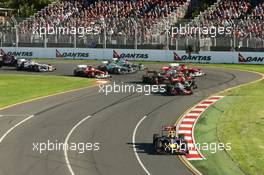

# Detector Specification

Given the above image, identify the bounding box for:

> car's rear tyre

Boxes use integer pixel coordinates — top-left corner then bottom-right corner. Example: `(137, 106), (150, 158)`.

(153, 134), (159, 144)
(154, 139), (163, 155)
(142, 76), (149, 84)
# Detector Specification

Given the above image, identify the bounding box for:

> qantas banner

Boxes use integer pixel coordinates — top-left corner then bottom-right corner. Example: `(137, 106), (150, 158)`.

(0, 47), (264, 64)
(237, 52), (264, 64)
(0, 47), (54, 58)
(55, 48), (112, 59)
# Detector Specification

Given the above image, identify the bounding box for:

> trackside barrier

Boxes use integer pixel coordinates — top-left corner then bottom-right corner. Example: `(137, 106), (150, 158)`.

(1, 47), (264, 64)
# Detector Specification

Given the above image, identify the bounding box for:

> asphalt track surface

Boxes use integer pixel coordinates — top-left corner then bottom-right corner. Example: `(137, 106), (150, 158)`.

(0, 63), (261, 175)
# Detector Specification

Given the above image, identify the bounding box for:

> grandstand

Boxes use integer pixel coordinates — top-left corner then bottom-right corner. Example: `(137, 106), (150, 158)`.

(1, 0), (264, 51)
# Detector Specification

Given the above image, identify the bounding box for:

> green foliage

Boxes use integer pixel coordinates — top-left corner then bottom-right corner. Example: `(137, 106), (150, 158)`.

(0, 0), (57, 17)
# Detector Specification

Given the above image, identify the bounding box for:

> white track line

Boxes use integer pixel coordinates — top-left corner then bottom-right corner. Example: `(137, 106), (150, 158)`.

(132, 115), (151, 175)
(64, 115), (92, 175)
(0, 115), (35, 143)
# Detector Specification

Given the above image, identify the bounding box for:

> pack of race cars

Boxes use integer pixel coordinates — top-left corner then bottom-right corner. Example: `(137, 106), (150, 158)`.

(142, 63), (205, 95)
(0, 53), (205, 96)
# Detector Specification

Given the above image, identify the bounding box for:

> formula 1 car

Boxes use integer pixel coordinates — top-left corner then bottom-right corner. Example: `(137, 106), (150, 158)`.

(142, 70), (168, 85)
(0, 54), (2, 68)
(166, 82), (193, 96)
(98, 60), (136, 74)
(153, 125), (189, 155)
(142, 66), (177, 85)
(0, 54), (18, 67)
(17, 59), (56, 72)
(180, 65), (206, 77)
(117, 59), (145, 71)
(74, 65), (111, 79)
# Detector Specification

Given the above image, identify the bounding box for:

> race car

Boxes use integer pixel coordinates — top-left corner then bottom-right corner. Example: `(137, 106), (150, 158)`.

(16, 59), (56, 72)
(142, 70), (168, 85)
(180, 64), (206, 77)
(98, 60), (136, 74)
(165, 76), (194, 95)
(0, 54), (18, 67)
(153, 125), (189, 155)
(142, 66), (177, 85)
(0, 54), (2, 68)
(166, 82), (193, 96)
(73, 65), (111, 79)
(116, 59), (145, 71)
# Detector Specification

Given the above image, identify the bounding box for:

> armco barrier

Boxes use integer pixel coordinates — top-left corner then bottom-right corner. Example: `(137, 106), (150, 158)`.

(0, 47), (264, 64)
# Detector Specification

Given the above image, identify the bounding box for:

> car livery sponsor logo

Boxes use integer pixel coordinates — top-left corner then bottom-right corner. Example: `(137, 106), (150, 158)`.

(173, 52), (211, 62)
(56, 49), (89, 58)
(238, 53), (264, 63)
(0, 49), (33, 57)
(113, 50), (149, 60)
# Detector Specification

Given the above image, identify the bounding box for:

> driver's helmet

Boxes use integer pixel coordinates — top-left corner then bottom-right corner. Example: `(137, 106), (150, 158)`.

(181, 64), (187, 70)
(87, 66), (94, 71)
(168, 130), (175, 138)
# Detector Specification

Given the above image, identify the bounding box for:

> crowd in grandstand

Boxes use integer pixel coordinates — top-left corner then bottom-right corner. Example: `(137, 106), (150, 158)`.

(15, 0), (264, 46)
(238, 1), (264, 38)
(19, 0), (188, 42)
(189, 0), (264, 39)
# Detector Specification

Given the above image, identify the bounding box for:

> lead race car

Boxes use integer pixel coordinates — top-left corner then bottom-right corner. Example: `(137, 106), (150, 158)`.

(153, 125), (189, 155)
(16, 59), (56, 72)
(98, 58), (145, 74)
(74, 65), (111, 79)
(0, 54), (18, 67)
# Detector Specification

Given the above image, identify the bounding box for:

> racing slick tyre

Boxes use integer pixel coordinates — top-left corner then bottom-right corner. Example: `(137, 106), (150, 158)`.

(142, 76), (149, 84)
(73, 70), (79, 76)
(33, 65), (40, 72)
(90, 71), (95, 78)
(154, 139), (163, 155)
(165, 85), (173, 96)
(178, 134), (185, 139)
(180, 140), (189, 155)
(153, 77), (159, 85)
(113, 68), (120, 74)
(138, 64), (144, 71)
(98, 65), (107, 72)
(153, 134), (159, 144)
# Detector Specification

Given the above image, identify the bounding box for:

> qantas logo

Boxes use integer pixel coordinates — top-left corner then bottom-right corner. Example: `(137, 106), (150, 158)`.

(173, 52), (211, 62)
(238, 53), (264, 63)
(0, 49), (6, 55)
(56, 49), (89, 58)
(0, 49), (32, 57)
(173, 52), (182, 61)
(113, 50), (149, 60)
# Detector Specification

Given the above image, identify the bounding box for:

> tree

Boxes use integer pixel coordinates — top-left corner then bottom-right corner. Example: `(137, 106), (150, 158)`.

(0, 0), (57, 17)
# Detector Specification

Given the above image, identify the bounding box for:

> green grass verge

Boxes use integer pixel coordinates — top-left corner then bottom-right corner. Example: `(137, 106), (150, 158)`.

(191, 65), (264, 175)
(0, 74), (95, 108)
(192, 98), (246, 175)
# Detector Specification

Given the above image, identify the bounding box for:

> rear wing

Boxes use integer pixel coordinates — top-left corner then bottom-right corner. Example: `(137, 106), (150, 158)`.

(162, 125), (176, 131)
